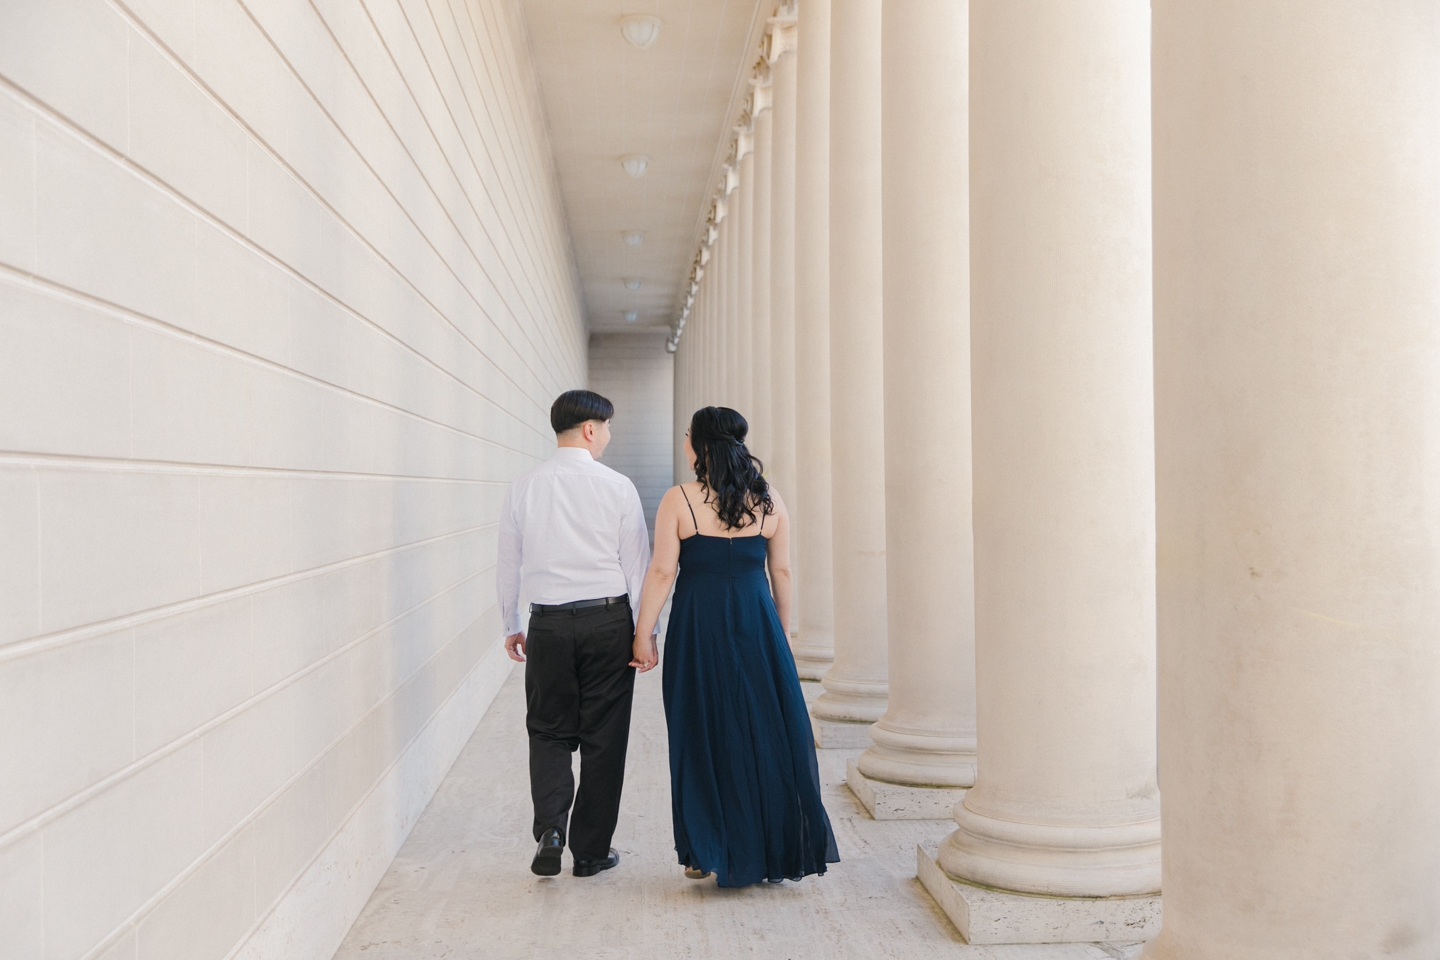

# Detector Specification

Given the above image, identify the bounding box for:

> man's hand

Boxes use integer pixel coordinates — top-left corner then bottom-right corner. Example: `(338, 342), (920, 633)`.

(630, 633), (658, 673)
(505, 632), (526, 662)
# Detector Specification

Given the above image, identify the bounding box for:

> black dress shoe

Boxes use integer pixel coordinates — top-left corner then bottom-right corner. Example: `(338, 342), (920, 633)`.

(531, 828), (564, 876)
(572, 848), (620, 877)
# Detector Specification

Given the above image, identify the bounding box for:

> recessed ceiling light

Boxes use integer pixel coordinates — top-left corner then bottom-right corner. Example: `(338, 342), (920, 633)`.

(624, 278), (642, 290)
(619, 14), (661, 49)
(622, 231), (644, 246)
(620, 155), (649, 178)
(624, 311), (639, 323)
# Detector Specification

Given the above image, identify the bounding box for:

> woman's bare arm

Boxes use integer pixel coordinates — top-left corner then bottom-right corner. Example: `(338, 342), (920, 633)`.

(631, 487), (685, 671)
(765, 487), (794, 635)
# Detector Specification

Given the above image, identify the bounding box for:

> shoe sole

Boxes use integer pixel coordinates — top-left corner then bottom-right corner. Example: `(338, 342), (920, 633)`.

(531, 848), (563, 877)
(572, 860), (618, 878)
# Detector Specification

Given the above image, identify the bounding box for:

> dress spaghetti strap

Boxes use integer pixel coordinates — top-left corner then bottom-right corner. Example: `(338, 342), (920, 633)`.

(679, 485), (700, 536)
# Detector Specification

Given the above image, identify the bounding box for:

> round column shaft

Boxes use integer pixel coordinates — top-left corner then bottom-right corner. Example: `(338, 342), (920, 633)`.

(769, 8), (799, 635)
(725, 167), (741, 409)
(940, 0), (1160, 897)
(735, 124), (756, 418)
(749, 72), (774, 464)
(791, 0), (835, 681)
(858, 0), (975, 789)
(813, 0), (887, 725)
(1147, 4), (1440, 957)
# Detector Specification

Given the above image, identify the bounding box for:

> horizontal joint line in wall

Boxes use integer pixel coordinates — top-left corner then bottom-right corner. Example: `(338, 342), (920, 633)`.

(108, 0), (568, 416)
(64, 606), (504, 960)
(0, 265), (545, 463)
(0, 570), (497, 855)
(0, 75), (555, 445)
(0, 451), (507, 484)
(0, 523), (498, 665)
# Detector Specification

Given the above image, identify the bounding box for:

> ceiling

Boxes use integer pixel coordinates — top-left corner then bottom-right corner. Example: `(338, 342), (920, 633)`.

(520, 0), (768, 333)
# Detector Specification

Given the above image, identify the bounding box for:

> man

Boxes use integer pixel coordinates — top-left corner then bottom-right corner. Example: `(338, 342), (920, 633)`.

(497, 389), (652, 878)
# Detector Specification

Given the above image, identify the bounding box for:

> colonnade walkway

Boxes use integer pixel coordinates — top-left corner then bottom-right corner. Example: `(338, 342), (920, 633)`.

(331, 662), (1136, 960)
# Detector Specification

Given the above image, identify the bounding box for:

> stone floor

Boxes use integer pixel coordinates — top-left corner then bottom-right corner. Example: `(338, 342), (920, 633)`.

(333, 662), (1139, 960)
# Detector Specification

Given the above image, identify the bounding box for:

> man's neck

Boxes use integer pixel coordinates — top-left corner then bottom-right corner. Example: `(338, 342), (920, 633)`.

(556, 440), (596, 458)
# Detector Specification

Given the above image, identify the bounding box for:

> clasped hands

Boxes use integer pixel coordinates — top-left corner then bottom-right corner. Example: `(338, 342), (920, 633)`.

(630, 632), (659, 672)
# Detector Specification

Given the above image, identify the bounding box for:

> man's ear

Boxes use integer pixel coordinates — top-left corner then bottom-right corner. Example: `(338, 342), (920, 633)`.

(582, 420), (597, 443)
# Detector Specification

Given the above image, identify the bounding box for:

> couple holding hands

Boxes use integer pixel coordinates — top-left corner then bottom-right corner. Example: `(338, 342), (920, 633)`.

(497, 390), (839, 887)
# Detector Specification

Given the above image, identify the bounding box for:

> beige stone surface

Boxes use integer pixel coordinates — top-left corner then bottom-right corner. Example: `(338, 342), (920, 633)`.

(332, 666), (1128, 960)
(918, 845), (1155, 948)
(847, 760), (962, 821)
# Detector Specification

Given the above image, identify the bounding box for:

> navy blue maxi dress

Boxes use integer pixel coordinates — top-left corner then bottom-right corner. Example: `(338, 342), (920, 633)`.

(661, 500), (840, 887)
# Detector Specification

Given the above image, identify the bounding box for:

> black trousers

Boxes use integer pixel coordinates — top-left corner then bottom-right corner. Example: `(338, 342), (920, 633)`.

(524, 601), (636, 860)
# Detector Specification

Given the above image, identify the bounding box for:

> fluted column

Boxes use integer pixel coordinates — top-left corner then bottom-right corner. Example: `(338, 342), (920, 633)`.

(931, 0), (1160, 925)
(749, 69), (774, 464)
(1146, 5), (1440, 959)
(810, 0), (887, 740)
(791, 0), (834, 682)
(850, 0), (976, 817)
(735, 122), (756, 418)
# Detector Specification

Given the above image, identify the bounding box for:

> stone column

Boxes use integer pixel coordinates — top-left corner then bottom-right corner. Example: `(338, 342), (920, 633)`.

(791, 0), (835, 683)
(768, 6), (799, 636)
(724, 163), (741, 409)
(848, 0), (976, 822)
(749, 69), (773, 464)
(700, 237), (714, 403)
(810, 0), (887, 747)
(919, 0), (1161, 945)
(735, 122), (756, 419)
(714, 195), (729, 407)
(1144, 5), (1440, 959)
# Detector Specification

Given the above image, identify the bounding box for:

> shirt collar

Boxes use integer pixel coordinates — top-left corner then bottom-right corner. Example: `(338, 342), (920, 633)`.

(552, 446), (595, 462)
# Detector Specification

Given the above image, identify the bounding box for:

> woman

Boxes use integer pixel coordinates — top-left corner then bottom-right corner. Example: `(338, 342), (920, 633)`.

(630, 406), (839, 887)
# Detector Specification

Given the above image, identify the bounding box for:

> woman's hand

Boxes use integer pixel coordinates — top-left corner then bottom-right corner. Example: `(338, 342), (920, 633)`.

(630, 633), (659, 672)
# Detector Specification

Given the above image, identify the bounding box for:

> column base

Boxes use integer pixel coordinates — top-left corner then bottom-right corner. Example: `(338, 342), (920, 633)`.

(846, 759), (961, 819)
(793, 656), (832, 681)
(808, 704), (874, 749)
(917, 843), (1160, 946)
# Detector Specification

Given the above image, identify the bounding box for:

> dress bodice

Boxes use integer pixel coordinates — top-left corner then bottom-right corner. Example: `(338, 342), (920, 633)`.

(676, 533), (768, 581)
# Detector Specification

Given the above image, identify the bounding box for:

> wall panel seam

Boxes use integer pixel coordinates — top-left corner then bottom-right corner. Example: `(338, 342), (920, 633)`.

(308, 0), (571, 393)
(0, 567), (497, 854)
(101, 5), (562, 425)
(225, 0), (569, 401)
(0, 77), (555, 446)
(0, 524), (496, 664)
(423, 0), (582, 353)
(67, 614), (503, 960)
(0, 266), (548, 459)
(0, 452), (509, 483)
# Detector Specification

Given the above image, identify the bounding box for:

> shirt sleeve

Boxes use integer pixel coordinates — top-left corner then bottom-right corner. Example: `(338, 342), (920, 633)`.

(618, 481), (652, 628)
(496, 481), (523, 636)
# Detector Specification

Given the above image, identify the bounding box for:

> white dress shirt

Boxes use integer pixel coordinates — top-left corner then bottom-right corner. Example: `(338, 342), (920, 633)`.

(497, 446), (652, 635)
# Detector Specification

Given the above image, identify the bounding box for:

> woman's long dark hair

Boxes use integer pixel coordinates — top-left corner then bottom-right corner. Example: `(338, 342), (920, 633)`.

(690, 406), (773, 530)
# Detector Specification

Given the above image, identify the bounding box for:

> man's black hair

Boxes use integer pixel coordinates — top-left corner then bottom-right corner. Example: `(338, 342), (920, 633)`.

(550, 389), (615, 434)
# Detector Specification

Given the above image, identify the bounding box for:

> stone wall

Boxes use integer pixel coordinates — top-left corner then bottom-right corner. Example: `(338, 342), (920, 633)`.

(0, 1), (585, 958)
(587, 332), (675, 535)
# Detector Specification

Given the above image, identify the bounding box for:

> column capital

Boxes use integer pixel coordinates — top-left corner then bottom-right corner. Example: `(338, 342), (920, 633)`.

(766, 4), (798, 63)
(700, 244), (711, 265)
(715, 195), (728, 223)
(750, 66), (773, 114)
(725, 164), (740, 194)
(735, 125), (754, 160)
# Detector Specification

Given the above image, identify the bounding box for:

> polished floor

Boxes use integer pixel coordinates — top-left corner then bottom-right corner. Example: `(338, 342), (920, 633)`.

(333, 660), (1140, 960)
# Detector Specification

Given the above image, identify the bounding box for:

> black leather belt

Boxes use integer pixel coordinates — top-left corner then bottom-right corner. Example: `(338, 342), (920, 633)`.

(530, 595), (630, 616)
